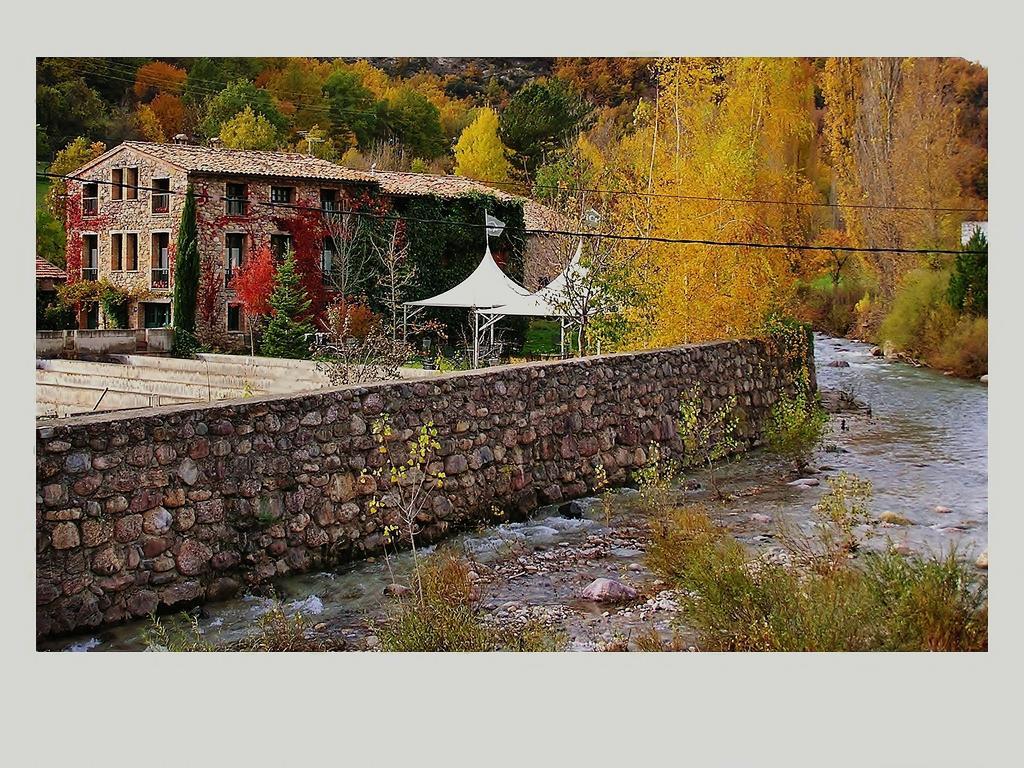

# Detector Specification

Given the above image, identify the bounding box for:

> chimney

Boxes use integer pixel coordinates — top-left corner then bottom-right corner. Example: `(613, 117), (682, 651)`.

(208, 137), (223, 148)
(172, 134), (190, 145)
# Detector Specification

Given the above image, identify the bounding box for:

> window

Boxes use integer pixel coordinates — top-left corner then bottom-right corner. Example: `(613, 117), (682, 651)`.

(151, 178), (170, 213)
(225, 233), (245, 285)
(82, 235), (98, 280)
(227, 304), (243, 332)
(125, 167), (139, 200)
(320, 189), (338, 212)
(125, 233), (138, 271)
(270, 233), (292, 261)
(270, 186), (294, 205)
(83, 183), (98, 216)
(225, 182), (247, 215)
(111, 168), (123, 201)
(111, 233), (123, 271)
(151, 233), (170, 289)
(321, 237), (336, 285)
(142, 302), (171, 329)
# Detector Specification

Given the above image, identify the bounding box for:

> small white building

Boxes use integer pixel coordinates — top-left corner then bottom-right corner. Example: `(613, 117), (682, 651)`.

(961, 221), (988, 245)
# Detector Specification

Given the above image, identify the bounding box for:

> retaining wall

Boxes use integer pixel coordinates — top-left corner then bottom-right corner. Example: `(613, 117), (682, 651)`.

(36, 337), (811, 637)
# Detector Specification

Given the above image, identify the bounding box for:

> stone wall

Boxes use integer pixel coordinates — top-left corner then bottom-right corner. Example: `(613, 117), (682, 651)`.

(36, 338), (811, 637)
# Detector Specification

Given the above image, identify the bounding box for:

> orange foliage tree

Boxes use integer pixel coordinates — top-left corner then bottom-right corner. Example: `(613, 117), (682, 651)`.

(229, 247), (276, 354)
(133, 61), (187, 101)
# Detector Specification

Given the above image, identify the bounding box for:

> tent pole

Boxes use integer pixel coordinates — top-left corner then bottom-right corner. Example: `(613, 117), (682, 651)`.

(560, 318), (565, 357)
(402, 304), (408, 341)
(473, 310), (479, 369)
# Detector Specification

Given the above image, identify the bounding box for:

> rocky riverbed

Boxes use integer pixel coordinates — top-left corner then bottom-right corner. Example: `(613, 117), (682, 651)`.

(43, 334), (988, 652)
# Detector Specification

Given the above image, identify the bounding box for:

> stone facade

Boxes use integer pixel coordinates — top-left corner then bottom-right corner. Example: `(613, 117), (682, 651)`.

(35, 338), (812, 637)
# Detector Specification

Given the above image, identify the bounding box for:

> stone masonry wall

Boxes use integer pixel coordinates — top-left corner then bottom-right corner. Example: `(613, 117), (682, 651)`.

(36, 338), (812, 637)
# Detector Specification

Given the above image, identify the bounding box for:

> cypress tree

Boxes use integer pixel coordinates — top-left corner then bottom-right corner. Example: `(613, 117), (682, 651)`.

(260, 250), (314, 359)
(172, 185), (200, 354)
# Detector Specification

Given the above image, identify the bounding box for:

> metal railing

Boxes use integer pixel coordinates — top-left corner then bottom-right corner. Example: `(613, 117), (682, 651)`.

(151, 268), (170, 289)
(83, 198), (98, 216)
(151, 194), (169, 214)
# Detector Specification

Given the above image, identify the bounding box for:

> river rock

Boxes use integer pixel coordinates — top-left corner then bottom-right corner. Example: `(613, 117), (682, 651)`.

(788, 477), (820, 488)
(870, 346), (883, 357)
(934, 505), (953, 514)
(979, 375), (988, 384)
(581, 577), (637, 603)
(880, 511), (913, 526)
(827, 360), (851, 368)
(750, 513), (772, 525)
(558, 499), (588, 519)
(975, 551), (988, 569)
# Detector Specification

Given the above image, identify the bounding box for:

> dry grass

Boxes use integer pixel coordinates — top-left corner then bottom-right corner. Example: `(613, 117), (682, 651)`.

(644, 492), (987, 652)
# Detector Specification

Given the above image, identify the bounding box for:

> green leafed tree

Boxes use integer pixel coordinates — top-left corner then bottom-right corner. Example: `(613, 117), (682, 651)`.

(948, 228), (988, 317)
(172, 185), (200, 354)
(201, 79), (287, 139)
(453, 107), (511, 183)
(219, 106), (279, 150)
(323, 69), (383, 149)
(385, 86), (447, 159)
(498, 77), (594, 175)
(260, 250), (315, 359)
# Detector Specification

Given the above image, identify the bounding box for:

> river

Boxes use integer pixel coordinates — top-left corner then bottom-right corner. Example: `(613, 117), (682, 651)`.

(43, 334), (988, 652)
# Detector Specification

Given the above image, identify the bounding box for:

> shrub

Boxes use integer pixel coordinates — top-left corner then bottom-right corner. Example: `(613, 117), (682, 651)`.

(931, 315), (988, 378)
(644, 478), (987, 651)
(375, 550), (495, 652)
(677, 387), (740, 498)
(879, 268), (954, 357)
(763, 389), (830, 472)
(143, 604), (343, 652)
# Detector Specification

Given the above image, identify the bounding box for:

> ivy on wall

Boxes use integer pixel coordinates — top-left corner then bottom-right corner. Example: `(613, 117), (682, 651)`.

(396, 193), (528, 348)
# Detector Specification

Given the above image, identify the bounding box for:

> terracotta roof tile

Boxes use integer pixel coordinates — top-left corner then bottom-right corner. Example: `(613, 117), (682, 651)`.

(122, 141), (377, 183)
(36, 257), (67, 280)
(369, 171), (520, 202)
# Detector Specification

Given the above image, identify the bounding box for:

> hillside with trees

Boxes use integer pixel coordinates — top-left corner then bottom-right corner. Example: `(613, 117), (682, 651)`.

(36, 56), (987, 375)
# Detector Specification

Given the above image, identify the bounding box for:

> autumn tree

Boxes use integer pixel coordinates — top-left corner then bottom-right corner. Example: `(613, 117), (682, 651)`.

(136, 105), (165, 142)
(46, 137), (107, 221)
(261, 250), (314, 359)
(172, 186), (200, 355)
(149, 93), (186, 138)
(133, 61), (187, 101)
(453, 108), (511, 184)
(219, 106), (279, 150)
(607, 58), (822, 348)
(230, 246), (277, 354)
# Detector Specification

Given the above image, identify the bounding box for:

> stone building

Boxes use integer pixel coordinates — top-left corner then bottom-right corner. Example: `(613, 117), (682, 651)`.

(63, 141), (567, 344)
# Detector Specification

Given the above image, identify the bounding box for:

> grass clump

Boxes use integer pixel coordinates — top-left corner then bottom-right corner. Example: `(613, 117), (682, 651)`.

(644, 475), (987, 652)
(144, 603), (343, 652)
(375, 549), (564, 652)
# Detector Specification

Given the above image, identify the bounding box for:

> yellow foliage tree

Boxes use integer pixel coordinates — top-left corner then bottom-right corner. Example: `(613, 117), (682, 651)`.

(453, 108), (512, 184)
(219, 106), (279, 151)
(136, 105), (165, 143)
(606, 58), (823, 348)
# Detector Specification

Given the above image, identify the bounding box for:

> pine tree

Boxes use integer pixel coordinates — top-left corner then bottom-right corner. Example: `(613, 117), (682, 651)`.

(948, 229), (988, 316)
(172, 185), (200, 355)
(260, 250), (314, 359)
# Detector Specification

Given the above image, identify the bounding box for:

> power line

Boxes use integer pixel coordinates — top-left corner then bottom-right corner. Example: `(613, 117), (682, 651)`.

(473, 177), (988, 214)
(39, 171), (985, 256)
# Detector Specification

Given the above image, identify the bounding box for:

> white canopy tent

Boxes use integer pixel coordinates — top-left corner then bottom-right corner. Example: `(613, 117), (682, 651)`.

(476, 241), (587, 357)
(402, 243), (532, 367)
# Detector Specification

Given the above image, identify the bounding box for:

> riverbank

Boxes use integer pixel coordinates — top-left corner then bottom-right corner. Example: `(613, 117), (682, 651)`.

(42, 334), (987, 652)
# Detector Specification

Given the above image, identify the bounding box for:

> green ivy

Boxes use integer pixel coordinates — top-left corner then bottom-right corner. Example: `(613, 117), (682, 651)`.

(397, 193), (528, 349)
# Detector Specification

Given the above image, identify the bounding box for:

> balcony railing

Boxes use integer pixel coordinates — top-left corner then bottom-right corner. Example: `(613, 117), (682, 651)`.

(152, 194), (169, 214)
(225, 269), (235, 288)
(81, 267), (98, 281)
(83, 198), (98, 216)
(151, 268), (170, 290)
